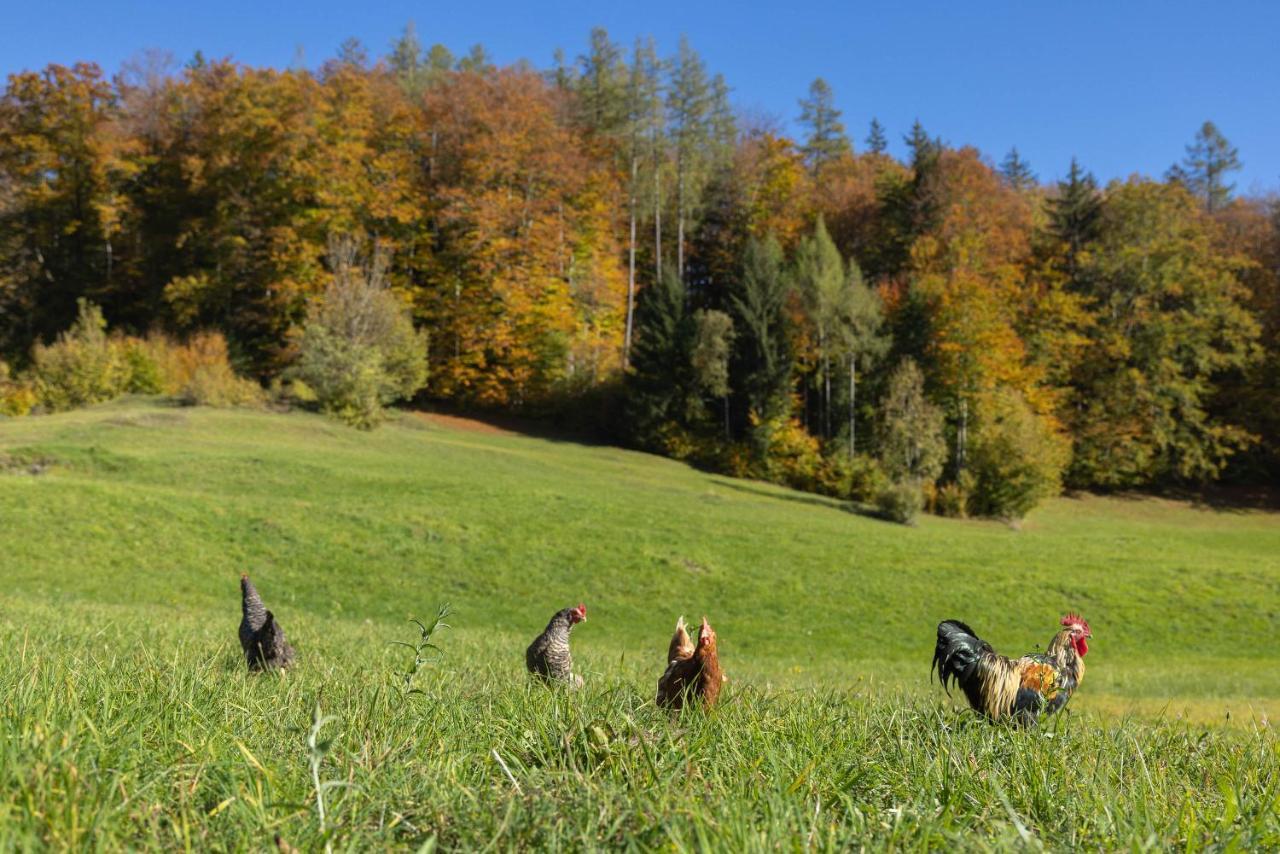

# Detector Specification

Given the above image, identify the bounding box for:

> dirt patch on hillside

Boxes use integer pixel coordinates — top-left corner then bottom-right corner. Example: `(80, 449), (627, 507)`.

(410, 412), (518, 437)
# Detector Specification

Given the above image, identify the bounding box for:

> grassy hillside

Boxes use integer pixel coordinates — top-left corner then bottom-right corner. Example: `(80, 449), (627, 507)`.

(1, 400), (1277, 849)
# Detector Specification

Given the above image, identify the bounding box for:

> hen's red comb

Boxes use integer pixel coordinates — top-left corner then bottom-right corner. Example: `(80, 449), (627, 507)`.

(576, 603), (587, 616)
(1061, 612), (1090, 632)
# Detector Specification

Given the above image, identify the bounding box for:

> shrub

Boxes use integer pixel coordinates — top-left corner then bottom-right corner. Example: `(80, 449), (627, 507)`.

(30, 300), (130, 411)
(120, 339), (164, 394)
(845, 454), (890, 503)
(967, 388), (1070, 520)
(292, 236), (428, 429)
(876, 480), (924, 525)
(933, 481), (970, 518)
(759, 416), (825, 493)
(133, 332), (263, 407)
(0, 362), (37, 417)
(878, 358), (947, 485)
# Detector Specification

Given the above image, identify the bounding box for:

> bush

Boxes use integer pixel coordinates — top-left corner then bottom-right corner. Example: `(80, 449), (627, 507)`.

(30, 300), (130, 411)
(932, 471), (973, 518)
(845, 454), (890, 503)
(967, 388), (1070, 520)
(876, 480), (924, 525)
(292, 236), (428, 429)
(0, 362), (37, 417)
(120, 340), (164, 394)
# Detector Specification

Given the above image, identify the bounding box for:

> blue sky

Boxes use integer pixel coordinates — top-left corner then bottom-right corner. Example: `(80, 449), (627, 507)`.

(4, 1), (1278, 191)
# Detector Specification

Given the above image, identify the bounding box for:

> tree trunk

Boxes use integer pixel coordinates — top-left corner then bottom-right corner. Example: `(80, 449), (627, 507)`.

(624, 155), (638, 368)
(654, 165), (662, 280)
(676, 162), (685, 283)
(848, 356), (856, 459)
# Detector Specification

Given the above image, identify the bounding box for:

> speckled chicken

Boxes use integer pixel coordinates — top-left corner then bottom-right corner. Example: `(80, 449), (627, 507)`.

(656, 616), (723, 710)
(525, 604), (587, 686)
(239, 574), (295, 671)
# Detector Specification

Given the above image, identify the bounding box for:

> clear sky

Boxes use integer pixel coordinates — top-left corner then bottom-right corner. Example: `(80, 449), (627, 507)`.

(3, 1), (1277, 192)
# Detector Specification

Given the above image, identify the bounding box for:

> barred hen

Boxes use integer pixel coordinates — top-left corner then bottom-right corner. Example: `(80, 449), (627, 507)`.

(239, 574), (295, 671)
(656, 616), (722, 710)
(932, 613), (1091, 722)
(525, 603), (586, 687)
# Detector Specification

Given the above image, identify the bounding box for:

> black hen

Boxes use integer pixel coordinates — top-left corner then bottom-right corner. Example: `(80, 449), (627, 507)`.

(239, 574), (296, 671)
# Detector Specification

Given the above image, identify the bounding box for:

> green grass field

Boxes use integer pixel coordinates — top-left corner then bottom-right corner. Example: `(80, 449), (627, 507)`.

(1, 400), (1277, 849)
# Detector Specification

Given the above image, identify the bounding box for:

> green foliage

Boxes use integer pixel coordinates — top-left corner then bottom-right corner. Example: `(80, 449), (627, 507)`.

(690, 309), (734, 399)
(798, 78), (851, 170)
(626, 267), (695, 443)
(1166, 120), (1242, 213)
(1069, 180), (1260, 486)
(999, 146), (1036, 190)
(30, 300), (130, 411)
(967, 388), (1070, 519)
(729, 234), (793, 444)
(878, 358), (946, 484)
(876, 480), (924, 525)
(293, 237), (428, 429)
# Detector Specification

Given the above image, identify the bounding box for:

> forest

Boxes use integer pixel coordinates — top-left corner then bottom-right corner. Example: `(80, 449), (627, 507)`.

(1, 26), (1276, 520)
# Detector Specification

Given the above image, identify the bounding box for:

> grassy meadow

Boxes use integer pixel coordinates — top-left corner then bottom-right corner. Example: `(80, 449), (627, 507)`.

(1, 399), (1277, 849)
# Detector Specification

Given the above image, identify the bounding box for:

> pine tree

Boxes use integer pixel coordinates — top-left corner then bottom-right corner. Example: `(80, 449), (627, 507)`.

(999, 146), (1036, 191)
(1048, 158), (1101, 279)
(388, 23), (425, 95)
(622, 38), (662, 367)
(626, 266), (694, 440)
(1166, 120), (1242, 213)
(575, 28), (626, 137)
(729, 234), (793, 438)
(798, 78), (851, 172)
(865, 118), (888, 155)
(666, 37), (712, 284)
(904, 119), (939, 169)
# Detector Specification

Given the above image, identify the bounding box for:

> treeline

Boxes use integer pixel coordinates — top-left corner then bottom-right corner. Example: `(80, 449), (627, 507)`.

(1, 28), (1276, 517)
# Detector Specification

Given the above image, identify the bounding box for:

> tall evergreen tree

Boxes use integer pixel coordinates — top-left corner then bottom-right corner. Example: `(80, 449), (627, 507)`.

(626, 265), (694, 440)
(666, 37), (712, 283)
(729, 234), (793, 439)
(797, 78), (851, 172)
(388, 23), (425, 96)
(865, 118), (888, 155)
(1166, 120), (1241, 213)
(1048, 158), (1102, 280)
(999, 146), (1036, 191)
(622, 38), (663, 367)
(575, 28), (626, 138)
(904, 119), (939, 168)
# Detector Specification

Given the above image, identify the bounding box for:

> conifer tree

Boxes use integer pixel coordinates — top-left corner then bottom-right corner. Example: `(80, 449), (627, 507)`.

(1166, 120), (1241, 213)
(1048, 158), (1102, 279)
(798, 78), (851, 172)
(999, 146), (1036, 191)
(666, 37), (712, 283)
(865, 118), (888, 155)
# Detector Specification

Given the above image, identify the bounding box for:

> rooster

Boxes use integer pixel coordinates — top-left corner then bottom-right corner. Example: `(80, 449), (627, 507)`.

(239, 574), (296, 671)
(526, 603), (587, 687)
(932, 613), (1091, 722)
(656, 616), (723, 710)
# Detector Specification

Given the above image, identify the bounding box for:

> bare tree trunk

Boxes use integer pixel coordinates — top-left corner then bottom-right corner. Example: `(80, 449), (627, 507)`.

(823, 348), (831, 440)
(654, 167), (662, 280)
(624, 156), (638, 368)
(676, 154), (685, 282)
(848, 355), (856, 459)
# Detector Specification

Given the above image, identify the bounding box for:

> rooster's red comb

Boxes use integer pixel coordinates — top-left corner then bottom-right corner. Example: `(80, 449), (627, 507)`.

(1061, 612), (1090, 632)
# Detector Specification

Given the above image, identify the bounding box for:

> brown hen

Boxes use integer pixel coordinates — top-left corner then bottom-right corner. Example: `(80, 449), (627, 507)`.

(656, 616), (722, 710)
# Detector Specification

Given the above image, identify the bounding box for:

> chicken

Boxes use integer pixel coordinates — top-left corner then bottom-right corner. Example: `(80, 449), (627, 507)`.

(239, 574), (296, 671)
(525, 603), (587, 686)
(656, 616), (723, 710)
(932, 613), (1091, 722)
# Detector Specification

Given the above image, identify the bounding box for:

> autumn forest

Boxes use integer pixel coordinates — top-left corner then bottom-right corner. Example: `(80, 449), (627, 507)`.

(2, 27), (1277, 519)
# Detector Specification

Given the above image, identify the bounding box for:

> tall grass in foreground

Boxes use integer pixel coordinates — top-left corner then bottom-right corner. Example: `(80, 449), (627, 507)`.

(0, 614), (1274, 851)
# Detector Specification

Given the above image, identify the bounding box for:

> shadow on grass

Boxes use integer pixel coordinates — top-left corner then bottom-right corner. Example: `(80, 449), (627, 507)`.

(1062, 484), (1280, 514)
(708, 477), (893, 524)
